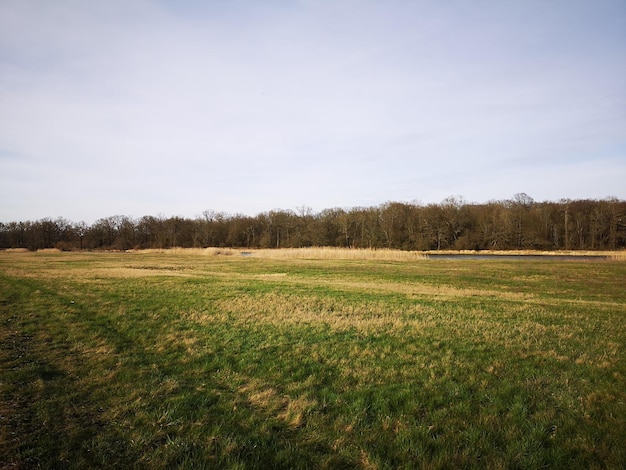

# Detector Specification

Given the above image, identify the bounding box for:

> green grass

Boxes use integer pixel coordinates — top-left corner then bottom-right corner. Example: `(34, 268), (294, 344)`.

(1, 252), (625, 469)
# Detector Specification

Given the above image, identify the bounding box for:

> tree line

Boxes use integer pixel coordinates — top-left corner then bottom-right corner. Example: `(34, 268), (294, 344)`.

(1, 194), (625, 252)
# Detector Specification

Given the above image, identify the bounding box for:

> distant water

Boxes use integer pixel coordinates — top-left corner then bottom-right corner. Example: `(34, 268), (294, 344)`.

(425, 254), (609, 261)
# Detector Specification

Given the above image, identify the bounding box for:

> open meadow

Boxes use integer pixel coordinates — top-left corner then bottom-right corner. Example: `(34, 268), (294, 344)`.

(1, 249), (625, 468)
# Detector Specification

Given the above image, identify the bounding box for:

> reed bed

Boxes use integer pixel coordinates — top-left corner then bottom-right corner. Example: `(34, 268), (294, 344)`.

(126, 246), (624, 260)
(130, 246), (428, 260)
(608, 251), (626, 261)
(246, 246), (428, 261)
(2, 247), (29, 253)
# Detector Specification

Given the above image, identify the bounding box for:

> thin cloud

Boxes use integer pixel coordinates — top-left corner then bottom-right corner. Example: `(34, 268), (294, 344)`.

(1, 0), (624, 222)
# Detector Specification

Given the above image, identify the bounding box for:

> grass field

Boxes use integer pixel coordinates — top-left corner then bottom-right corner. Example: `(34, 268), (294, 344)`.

(1, 249), (625, 469)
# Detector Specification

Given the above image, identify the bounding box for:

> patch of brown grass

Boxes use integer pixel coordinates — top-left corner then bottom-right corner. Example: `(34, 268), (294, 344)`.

(237, 378), (316, 430)
(131, 247), (238, 256)
(208, 292), (436, 333)
(36, 248), (62, 253)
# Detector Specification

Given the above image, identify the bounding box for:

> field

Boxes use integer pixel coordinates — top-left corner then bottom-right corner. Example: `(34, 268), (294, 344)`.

(1, 249), (625, 469)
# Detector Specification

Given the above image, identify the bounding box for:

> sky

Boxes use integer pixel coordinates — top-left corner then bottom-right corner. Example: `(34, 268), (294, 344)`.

(1, 0), (625, 223)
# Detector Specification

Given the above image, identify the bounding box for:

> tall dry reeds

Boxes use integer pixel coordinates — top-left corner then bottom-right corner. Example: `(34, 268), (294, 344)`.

(129, 246), (426, 260)
(126, 247), (625, 261)
(608, 251), (626, 261)
(245, 247), (427, 261)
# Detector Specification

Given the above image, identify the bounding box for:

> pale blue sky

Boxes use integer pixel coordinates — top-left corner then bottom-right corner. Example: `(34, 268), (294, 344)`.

(1, 0), (625, 222)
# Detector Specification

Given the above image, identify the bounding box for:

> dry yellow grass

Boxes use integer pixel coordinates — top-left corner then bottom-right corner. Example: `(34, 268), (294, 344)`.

(202, 292), (437, 333)
(126, 246), (427, 260)
(608, 251), (626, 261)
(36, 248), (62, 253)
(127, 246), (625, 260)
(231, 374), (317, 430)
(246, 247), (428, 261)
(129, 247), (239, 256)
(189, 291), (548, 343)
